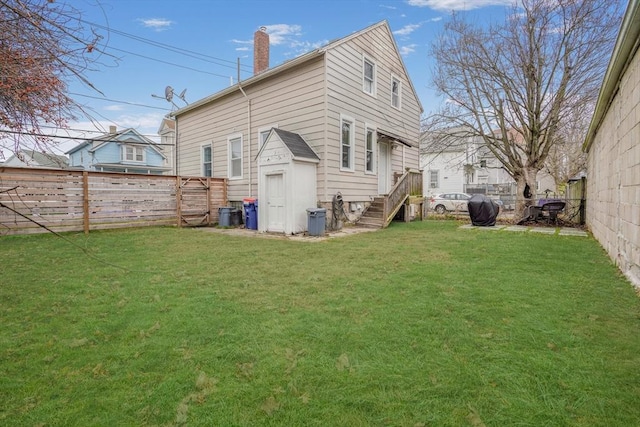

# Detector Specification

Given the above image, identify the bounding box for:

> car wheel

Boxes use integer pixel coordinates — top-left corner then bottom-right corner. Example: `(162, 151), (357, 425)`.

(435, 204), (446, 214)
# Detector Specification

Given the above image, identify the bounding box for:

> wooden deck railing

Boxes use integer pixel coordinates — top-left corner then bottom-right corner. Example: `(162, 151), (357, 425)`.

(383, 169), (423, 227)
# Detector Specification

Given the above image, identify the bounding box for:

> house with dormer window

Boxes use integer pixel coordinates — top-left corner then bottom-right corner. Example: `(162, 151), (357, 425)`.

(172, 21), (424, 233)
(66, 126), (172, 175)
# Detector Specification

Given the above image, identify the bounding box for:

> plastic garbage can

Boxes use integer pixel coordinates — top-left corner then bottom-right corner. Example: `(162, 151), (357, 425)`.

(230, 209), (242, 226)
(218, 206), (234, 227)
(307, 208), (326, 236)
(243, 198), (258, 230)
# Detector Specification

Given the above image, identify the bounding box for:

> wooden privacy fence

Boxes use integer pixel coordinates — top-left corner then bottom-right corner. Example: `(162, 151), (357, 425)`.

(0, 167), (227, 236)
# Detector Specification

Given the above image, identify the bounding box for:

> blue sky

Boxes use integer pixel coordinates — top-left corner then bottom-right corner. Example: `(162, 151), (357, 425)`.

(56, 0), (517, 153)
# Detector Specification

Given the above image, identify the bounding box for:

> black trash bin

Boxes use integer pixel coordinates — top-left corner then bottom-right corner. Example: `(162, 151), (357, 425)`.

(218, 206), (234, 227)
(307, 208), (326, 236)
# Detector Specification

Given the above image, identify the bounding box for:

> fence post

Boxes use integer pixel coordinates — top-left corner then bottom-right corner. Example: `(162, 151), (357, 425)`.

(83, 171), (89, 234)
(207, 177), (212, 226)
(176, 176), (182, 228)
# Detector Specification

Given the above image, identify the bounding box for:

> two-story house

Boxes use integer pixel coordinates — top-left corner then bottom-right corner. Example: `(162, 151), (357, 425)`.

(66, 126), (172, 175)
(172, 21), (423, 234)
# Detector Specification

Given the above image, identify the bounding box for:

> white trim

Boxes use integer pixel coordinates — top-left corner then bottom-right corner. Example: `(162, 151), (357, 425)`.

(258, 124), (278, 149)
(391, 73), (402, 110)
(227, 133), (243, 180)
(121, 144), (145, 163)
(362, 54), (376, 97)
(364, 123), (376, 175)
(201, 144), (212, 177)
(340, 114), (355, 172)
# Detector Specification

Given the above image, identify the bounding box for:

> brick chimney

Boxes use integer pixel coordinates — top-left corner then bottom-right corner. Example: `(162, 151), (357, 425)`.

(254, 26), (269, 75)
(109, 125), (117, 134)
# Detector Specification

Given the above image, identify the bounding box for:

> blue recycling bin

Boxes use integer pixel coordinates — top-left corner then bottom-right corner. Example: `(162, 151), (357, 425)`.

(243, 198), (258, 230)
(218, 206), (234, 227)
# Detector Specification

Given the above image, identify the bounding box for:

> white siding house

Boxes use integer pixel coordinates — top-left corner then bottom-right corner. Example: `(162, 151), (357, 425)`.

(172, 21), (423, 233)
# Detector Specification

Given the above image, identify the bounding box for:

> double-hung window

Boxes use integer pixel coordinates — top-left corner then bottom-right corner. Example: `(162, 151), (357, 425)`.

(363, 55), (376, 96)
(202, 145), (212, 177)
(340, 114), (355, 171)
(258, 124), (278, 149)
(228, 135), (243, 179)
(391, 75), (402, 109)
(429, 170), (439, 189)
(365, 126), (375, 174)
(123, 145), (144, 163)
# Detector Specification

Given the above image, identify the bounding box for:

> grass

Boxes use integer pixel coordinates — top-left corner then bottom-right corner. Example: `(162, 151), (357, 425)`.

(1, 220), (639, 426)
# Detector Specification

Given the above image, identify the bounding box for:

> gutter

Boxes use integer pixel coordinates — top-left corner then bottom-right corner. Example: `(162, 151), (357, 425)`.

(583, 0), (640, 152)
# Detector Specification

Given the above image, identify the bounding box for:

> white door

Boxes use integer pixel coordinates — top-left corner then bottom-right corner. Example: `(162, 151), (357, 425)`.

(266, 173), (285, 232)
(378, 142), (391, 194)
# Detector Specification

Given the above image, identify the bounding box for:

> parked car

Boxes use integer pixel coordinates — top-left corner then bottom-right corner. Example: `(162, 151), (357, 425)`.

(429, 193), (471, 214)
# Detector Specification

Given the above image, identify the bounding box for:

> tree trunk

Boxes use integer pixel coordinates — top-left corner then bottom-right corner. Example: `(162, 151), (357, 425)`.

(515, 167), (539, 217)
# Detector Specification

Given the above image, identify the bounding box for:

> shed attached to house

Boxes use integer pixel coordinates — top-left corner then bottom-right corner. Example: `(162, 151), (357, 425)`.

(256, 128), (320, 234)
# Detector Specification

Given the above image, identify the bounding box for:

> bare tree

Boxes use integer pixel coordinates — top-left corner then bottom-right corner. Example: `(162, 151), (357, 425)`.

(0, 0), (111, 159)
(428, 0), (622, 213)
(543, 102), (591, 193)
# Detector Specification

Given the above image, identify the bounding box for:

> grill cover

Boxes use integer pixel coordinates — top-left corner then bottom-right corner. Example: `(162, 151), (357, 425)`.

(468, 194), (500, 226)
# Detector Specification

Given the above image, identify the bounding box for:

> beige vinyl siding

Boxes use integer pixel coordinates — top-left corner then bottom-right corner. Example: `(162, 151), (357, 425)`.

(324, 23), (421, 201)
(177, 57), (326, 202)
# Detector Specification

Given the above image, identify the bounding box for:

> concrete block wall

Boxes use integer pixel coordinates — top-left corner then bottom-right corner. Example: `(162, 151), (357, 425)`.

(586, 44), (640, 288)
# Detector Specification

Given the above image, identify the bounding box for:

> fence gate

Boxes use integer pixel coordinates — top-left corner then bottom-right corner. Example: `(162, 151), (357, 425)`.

(177, 177), (213, 227)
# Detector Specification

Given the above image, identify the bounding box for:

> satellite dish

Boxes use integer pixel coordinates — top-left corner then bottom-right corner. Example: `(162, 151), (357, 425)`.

(165, 86), (174, 102)
(177, 88), (187, 102)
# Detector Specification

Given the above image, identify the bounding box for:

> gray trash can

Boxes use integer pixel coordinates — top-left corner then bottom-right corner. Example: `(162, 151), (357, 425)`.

(218, 206), (234, 227)
(307, 208), (326, 236)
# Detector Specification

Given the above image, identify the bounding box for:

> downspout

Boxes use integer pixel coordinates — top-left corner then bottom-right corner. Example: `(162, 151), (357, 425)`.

(238, 58), (252, 197)
(174, 118), (179, 176)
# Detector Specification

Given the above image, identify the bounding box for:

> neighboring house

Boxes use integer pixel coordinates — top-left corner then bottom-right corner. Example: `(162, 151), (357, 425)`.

(4, 149), (68, 169)
(171, 21), (423, 233)
(66, 126), (172, 175)
(157, 117), (176, 175)
(421, 127), (554, 201)
(583, 0), (640, 288)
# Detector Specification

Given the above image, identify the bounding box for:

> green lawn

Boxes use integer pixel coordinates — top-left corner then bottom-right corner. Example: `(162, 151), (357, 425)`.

(1, 221), (639, 426)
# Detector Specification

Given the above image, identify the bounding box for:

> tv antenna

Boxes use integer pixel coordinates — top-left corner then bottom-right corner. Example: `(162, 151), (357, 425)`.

(152, 85), (188, 110)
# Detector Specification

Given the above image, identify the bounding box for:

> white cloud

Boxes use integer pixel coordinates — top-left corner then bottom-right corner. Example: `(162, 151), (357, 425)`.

(263, 24), (303, 46)
(399, 44), (418, 56)
(407, 0), (515, 11)
(104, 105), (124, 111)
(235, 47), (250, 52)
(393, 23), (422, 36)
(138, 18), (173, 31)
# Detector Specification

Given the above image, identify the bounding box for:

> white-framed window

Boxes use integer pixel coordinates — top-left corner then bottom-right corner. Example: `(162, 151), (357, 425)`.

(122, 145), (145, 163)
(429, 170), (439, 188)
(228, 134), (243, 179)
(391, 74), (402, 110)
(258, 124), (278, 149)
(340, 114), (355, 171)
(202, 145), (212, 177)
(365, 125), (375, 174)
(363, 55), (376, 96)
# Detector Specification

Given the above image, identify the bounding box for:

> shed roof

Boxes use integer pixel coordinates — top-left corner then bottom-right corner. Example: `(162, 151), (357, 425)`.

(270, 128), (319, 161)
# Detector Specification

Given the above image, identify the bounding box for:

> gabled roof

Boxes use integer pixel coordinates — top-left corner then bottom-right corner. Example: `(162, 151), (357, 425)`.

(257, 128), (320, 162)
(172, 20), (423, 117)
(66, 128), (165, 158)
(5, 149), (69, 168)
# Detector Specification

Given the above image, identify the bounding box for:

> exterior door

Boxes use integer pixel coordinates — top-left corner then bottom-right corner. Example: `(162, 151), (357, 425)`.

(266, 173), (285, 232)
(378, 142), (391, 194)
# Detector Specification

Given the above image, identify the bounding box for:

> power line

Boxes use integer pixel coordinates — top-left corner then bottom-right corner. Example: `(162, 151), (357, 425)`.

(61, 12), (253, 74)
(0, 129), (172, 146)
(69, 92), (171, 111)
